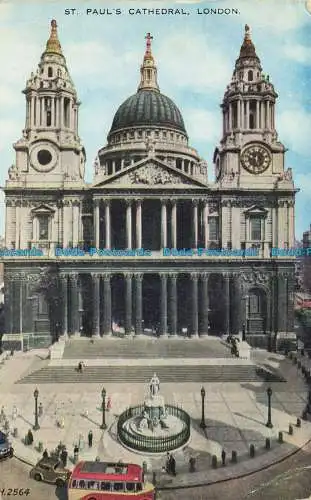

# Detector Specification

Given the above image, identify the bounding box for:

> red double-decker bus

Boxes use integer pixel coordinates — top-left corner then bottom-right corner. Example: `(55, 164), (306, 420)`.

(67, 460), (155, 500)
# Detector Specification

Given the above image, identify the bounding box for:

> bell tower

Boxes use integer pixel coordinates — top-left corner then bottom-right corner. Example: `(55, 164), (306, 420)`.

(8, 19), (85, 187)
(214, 25), (287, 189)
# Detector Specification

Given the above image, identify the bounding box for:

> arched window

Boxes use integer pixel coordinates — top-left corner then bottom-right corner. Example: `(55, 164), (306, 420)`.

(48, 67), (53, 77)
(248, 70), (253, 81)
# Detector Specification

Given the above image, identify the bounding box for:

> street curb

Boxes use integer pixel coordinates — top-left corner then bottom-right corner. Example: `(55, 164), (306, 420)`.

(14, 438), (311, 492)
(156, 438), (311, 491)
(14, 453), (35, 469)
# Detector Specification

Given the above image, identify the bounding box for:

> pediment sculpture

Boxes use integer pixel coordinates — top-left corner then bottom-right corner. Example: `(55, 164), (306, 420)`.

(110, 164), (191, 185)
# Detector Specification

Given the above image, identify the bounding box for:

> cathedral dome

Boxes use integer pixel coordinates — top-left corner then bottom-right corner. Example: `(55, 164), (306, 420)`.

(109, 89), (186, 135)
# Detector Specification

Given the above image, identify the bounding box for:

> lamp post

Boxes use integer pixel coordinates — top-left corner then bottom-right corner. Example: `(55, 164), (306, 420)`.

(100, 387), (107, 430)
(33, 388), (40, 430)
(266, 387), (273, 428)
(200, 386), (207, 429)
(245, 295), (249, 334)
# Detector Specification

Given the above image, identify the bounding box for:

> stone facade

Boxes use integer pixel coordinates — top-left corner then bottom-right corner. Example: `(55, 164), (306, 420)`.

(2, 23), (297, 350)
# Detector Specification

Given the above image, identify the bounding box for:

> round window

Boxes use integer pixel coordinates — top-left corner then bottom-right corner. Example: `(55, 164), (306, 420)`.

(37, 149), (52, 166)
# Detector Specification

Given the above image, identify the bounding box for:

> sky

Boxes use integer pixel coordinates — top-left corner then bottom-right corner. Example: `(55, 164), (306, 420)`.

(0, 0), (310, 239)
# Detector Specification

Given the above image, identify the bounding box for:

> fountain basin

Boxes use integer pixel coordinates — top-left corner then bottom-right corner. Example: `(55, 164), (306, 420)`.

(117, 404), (191, 454)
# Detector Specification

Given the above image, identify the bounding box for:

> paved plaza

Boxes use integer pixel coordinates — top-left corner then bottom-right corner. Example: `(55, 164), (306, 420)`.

(0, 338), (311, 496)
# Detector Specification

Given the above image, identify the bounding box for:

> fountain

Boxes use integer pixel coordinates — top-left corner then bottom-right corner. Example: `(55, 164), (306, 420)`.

(117, 374), (191, 453)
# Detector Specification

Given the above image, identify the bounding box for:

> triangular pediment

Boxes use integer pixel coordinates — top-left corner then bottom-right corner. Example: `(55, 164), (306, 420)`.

(92, 157), (207, 188)
(244, 205), (268, 216)
(31, 204), (55, 215)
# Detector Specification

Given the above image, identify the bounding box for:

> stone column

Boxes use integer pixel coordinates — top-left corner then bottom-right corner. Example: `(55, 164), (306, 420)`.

(191, 273), (199, 337)
(94, 200), (100, 248)
(136, 199), (142, 249)
(229, 103), (233, 131)
(246, 100), (250, 129)
(261, 101), (265, 129)
(192, 200), (198, 248)
(60, 274), (68, 336)
(277, 201), (285, 248)
(232, 273), (242, 335)
(266, 101), (270, 129)
(171, 200), (177, 248)
(105, 201), (111, 249)
(200, 273), (209, 335)
(240, 101), (244, 129)
(51, 97), (55, 127)
(237, 100), (241, 129)
(125, 273), (133, 335)
(4, 277), (13, 334)
(203, 202), (209, 248)
(160, 273), (168, 336)
(288, 201), (295, 247)
(103, 274), (112, 335)
(256, 100), (260, 129)
(135, 273), (143, 335)
(126, 200), (132, 249)
(92, 274), (100, 336)
(15, 203), (20, 249)
(72, 201), (80, 247)
(69, 274), (79, 335)
(161, 199), (167, 249)
(169, 273), (178, 336)
(223, 273), (230, 335)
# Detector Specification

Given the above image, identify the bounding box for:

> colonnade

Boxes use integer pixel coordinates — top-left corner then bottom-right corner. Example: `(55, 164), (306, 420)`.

(59, 272), (235, 337)
(224, 98), (275, 134)
(93, 198), (211, 249)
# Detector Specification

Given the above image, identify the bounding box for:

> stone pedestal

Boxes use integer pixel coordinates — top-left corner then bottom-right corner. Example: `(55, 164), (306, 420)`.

(238, 341), (251, 360)
(144, 395), (165, 420)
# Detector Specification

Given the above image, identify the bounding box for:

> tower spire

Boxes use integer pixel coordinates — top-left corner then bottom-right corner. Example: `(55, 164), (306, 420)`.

(138, 33), (160, 92)
(45, 19), (63, 56)
(238, 24), (259, 61)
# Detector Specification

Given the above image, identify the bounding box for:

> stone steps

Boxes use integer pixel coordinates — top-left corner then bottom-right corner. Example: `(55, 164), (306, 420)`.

(63, 338), (231, 359)
(17, 364), (286, 384)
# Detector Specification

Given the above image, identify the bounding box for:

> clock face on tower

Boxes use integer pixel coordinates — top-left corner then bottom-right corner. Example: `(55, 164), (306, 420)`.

(241, 145), (271, 174)
(30, 143), (58, 172)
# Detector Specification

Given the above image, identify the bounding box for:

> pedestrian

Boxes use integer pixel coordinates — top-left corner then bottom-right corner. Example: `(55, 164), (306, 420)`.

(189, 456), (196, 472)
(165, 452), (171, 474)
(38, 402), (43, 417)
(106, 396), (112, 412)
(88, 430), (93, 447)
(169, 454), (176, 476)
(73, 444), (79, 464)
(27, 429), (34, 445)
(60, 446), (68, 467)
(42, 449), (49, 459)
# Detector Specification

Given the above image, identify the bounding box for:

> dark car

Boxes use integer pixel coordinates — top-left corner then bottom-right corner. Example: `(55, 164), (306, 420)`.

(29, 457), (71, 487)
(0, 431), (14, 460)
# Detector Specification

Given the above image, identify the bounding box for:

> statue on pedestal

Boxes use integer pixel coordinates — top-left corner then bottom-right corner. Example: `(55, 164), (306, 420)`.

(149, 373), (160, 398)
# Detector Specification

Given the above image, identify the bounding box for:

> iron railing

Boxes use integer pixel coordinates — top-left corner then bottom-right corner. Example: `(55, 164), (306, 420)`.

(117, 404), (190, 453)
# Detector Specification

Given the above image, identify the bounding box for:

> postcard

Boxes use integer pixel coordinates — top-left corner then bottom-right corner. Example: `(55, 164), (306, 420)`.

(0, 1), (310, 499)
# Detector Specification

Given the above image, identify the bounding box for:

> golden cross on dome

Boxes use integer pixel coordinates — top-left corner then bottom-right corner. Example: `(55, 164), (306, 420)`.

(145, 33), (153, 52)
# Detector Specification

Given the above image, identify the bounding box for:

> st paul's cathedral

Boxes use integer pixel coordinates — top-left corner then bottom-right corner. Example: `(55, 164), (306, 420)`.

(2, 21), (297, 351)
